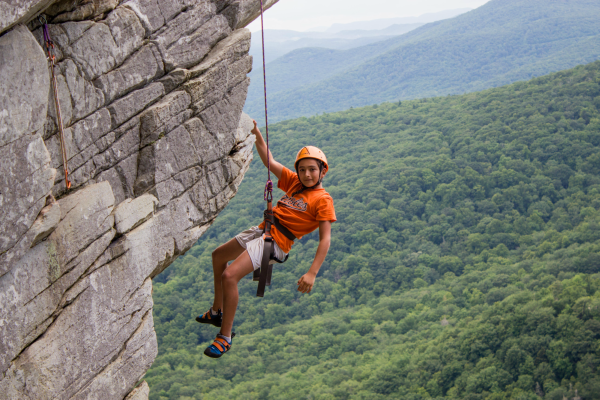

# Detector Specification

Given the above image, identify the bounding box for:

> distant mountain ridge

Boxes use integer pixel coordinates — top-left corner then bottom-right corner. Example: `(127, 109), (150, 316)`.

(246, 0), (600, 124)
(312, 8), (473, 32)
(249, 23), (425, 64)
(247, 9), (472, 65)
(248, 37), (408, 103)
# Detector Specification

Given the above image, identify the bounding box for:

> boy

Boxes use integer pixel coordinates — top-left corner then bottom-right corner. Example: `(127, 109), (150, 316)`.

(196, 120), (336, 358)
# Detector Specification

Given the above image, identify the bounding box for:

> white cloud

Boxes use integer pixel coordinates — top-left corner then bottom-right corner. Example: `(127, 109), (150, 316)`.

(247, 0), (490, 32)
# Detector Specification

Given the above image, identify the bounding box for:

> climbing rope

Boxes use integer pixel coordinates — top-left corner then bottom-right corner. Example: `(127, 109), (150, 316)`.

(259, 0), (272, 203)
(253, 4), (299, 296)
(39, 15), (71, 190)
(255, 0), (274, 297)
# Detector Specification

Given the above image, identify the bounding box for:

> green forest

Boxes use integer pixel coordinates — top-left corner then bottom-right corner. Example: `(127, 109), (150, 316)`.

(245, 0), (600, 125)
(146, 60), (600, 399)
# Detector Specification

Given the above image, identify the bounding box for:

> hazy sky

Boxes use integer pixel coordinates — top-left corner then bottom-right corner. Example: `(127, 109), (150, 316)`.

(247, 0), (491, 32)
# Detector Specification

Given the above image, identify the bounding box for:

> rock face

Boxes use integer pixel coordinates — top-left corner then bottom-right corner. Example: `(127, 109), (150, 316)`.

(0, 0), (277, 398)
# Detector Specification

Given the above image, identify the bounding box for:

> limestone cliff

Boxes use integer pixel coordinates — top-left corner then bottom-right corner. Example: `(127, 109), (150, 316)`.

(0, 0), (276, 398)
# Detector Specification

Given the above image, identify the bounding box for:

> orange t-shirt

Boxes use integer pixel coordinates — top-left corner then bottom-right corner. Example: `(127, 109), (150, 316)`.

(259, 167), (336, 253)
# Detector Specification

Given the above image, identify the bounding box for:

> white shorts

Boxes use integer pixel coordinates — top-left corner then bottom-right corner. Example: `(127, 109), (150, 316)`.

(235, 226), (288, 271)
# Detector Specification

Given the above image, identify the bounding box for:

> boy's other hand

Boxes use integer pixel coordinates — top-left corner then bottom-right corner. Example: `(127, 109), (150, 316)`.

(251, 119), (260, 136)
(297, 272), (316, 293)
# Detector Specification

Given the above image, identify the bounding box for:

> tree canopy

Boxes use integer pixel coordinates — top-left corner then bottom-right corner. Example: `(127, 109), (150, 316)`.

(147, 60), (600, 399)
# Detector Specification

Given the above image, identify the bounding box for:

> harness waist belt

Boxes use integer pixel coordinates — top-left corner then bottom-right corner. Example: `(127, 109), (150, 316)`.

(273, 216), (297, 242)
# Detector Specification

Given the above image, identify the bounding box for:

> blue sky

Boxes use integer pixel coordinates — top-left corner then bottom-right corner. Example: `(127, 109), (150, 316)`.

(248, 0), (490, 32)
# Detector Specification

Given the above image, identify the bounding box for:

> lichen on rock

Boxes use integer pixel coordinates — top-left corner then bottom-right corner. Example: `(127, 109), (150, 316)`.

(0, 0), (278, 398)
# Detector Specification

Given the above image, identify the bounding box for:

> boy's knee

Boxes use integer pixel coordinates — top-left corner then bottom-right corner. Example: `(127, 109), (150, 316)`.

(221, 269), (235, 283)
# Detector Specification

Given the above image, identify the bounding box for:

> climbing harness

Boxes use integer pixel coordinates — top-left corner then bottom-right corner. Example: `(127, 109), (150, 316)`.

(253, 213), (296, 297)
(39, 15), (71, 190)
(252, 0), (298, 297)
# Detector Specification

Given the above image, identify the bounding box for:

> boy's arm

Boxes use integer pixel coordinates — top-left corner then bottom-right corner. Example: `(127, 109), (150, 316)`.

(297, 221), (332, 293)
(252, 119), (284, 180)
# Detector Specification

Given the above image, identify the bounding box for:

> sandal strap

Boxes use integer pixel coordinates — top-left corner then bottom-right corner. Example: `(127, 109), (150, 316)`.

(202, 309), (222, 320)
(212, 336), (231, 353)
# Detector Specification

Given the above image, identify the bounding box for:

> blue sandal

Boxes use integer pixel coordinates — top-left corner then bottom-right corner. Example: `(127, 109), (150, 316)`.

(204, 333), (236, 358)
(195, 308), (222, 327)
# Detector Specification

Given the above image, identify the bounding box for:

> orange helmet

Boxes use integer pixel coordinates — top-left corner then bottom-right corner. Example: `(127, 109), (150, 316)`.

(294, 146), (329, 173)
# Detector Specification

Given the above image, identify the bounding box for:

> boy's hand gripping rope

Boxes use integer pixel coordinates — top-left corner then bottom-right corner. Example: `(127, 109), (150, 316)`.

(40, 15), (72, 190)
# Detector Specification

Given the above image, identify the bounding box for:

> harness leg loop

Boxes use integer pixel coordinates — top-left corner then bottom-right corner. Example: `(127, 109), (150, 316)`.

(256, 237), (273, 297)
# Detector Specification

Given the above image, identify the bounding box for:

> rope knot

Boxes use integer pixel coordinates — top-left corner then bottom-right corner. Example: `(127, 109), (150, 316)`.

(264, 179), (273, 202)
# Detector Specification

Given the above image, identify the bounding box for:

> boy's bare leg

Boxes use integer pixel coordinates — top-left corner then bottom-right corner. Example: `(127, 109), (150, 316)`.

(211, 238), (245, 311)
(219, 251), (254, 337)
